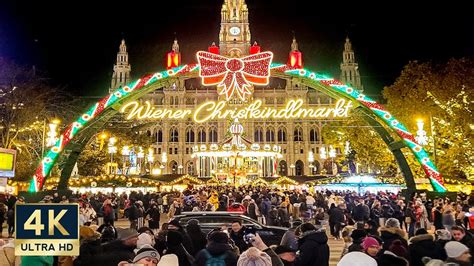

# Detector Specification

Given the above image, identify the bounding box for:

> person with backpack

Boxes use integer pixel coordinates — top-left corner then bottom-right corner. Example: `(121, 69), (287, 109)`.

(193, 230), (239, 266)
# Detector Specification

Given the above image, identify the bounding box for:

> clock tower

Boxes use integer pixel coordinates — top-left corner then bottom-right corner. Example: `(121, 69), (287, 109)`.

(219, 0), (251, 57)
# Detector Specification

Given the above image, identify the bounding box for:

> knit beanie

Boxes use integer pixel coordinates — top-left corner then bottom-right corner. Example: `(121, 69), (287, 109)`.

(435, 229), (452, 241)
(385, 218), (401, 228)
(133, 244), (160, 263)
(362, 237), (380, 251)
(338, 251), (377, 266)
(137, 233), (153, 248)
(389, 239), (408, 258)
(445, 241), (469, 258)
(237, 247), (272, 266)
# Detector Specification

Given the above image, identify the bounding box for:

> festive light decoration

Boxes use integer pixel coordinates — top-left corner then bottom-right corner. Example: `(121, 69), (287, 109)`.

(32, 60), (445, 192)
(120, 98), (352, 123)
(320, 146), (327, 160)
(250, 42), (261, 54)
(208, 42), (220, 54)
(288, 50), (303, 69)
(196, 51), (273, 101)
(166, 51), (181, 69)
(46, 122), (59, 147)
(415, 119), (429, 145)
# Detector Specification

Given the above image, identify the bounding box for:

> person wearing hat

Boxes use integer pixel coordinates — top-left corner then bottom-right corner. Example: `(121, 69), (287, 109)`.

(94, 228), (138, 266)
(168, 219), (194, 255)
(273, 245), (296, 266)
(362, 236), (382, 259)
(194, 229), (239, 266)
(379, 217), (408, 253)
(338, 251), (377, 266)
(280, 219), (302, 250)
(73, 226), (103, 266)
(408, 228), (446, 266)
(445, 241), (472, 266)
(186, 219), (207, 256)
(162, 229), (194, 266)
(434, 229), (452, 252)
(294, 223), (329, 266)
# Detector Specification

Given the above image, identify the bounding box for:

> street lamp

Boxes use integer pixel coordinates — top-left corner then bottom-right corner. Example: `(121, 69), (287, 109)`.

(121, 145), (130, 175)
(161, 152), (168, 174)
(415, 119), (428, 145)
(329, 145), (336, 175)
(147, 148), (154, 173)
(108, 137), (117, 174)
(137, 147), (144, 174)
(308, 150), (314, 175)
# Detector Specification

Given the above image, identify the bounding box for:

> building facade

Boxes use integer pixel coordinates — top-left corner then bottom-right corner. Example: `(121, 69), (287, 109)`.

(109, 0), (364, 177)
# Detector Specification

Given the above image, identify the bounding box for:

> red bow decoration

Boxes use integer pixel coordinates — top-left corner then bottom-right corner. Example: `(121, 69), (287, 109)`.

(197, 51), (273, 100)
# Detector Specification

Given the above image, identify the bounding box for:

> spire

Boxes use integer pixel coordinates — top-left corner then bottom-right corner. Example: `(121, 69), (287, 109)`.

(172, 37), (179, 53)
(110, 39), (131, 93)
(291, 36), (299, 51)
(340, 37), (363, 92)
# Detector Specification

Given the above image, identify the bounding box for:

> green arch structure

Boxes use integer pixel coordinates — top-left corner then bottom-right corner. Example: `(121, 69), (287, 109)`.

(31, 63), (446, 193)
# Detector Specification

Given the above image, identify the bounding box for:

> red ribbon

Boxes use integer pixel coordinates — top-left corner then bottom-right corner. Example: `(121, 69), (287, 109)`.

(197, 51), (273, 100)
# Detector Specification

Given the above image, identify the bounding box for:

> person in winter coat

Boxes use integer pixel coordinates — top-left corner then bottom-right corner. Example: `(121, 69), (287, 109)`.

(73, 226), (102, 266)
(329, 203), (345, 240)
(433, 205), (444, 230)
(280, 219), (303, 250)
(352, 200), (370, 222)
(185, 219), (207, 256)
(445, 241), (472, 266)
(193, 230), (239, 266)
(101, 199), (115, 226)
(87, 228), (138, 266)
(278, 202), (291, 228)
(451, 225), (474, 262)
(294, 223), (330, 266)
(408, 228), (446, 266)
(145, 203), (161, 233)
(162, 230), (194, 266)
(230, 220), (248, 253)
(247, 199), (259, 221)
(260, 197), (272, 224)
(378, 218), (408, 253)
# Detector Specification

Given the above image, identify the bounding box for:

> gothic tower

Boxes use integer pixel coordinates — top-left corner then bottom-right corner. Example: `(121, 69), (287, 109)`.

(340, 37), (363, 92)
(219, 0), (251, 57)
(110, 39), (131, 93)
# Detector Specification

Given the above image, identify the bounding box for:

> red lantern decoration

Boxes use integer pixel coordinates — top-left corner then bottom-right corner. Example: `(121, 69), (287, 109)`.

(208, 42), (220, 54)
(166, 51), (181, 69)
(250, 41), (261, 55)
(288, 50), (303, 69)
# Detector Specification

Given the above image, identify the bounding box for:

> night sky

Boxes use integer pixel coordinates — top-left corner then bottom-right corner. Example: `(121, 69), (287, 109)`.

(0, 0), (472, 97)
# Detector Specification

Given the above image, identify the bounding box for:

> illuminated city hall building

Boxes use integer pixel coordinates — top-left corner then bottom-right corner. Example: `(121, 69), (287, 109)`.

(109, 0), (363, 182)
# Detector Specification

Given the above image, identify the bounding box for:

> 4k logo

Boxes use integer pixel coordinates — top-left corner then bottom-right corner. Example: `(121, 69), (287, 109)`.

(15, 204), (79, 256)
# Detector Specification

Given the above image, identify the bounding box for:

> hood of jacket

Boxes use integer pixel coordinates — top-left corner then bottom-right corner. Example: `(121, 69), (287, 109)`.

(379, 226), (407, 240)
(299, 229), (328, 245)
(206, 242), (233, 256)
(409, 233), (434, 245)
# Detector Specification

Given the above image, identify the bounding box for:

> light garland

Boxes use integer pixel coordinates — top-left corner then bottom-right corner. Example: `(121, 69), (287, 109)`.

(32, 60), (446, 192)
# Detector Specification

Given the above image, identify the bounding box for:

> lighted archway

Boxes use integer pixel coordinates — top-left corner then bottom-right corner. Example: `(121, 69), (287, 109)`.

(32, 63), (446, 192)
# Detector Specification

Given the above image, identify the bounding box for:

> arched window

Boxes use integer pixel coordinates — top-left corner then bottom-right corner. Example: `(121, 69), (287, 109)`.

(209, 127), (218, 143)
(295, 160), (304, 176)
(170, 128), (178, 142)
(278, 160), (288, 176)
(294, 127), (303, 142)
(254, 127), (263, 143)
(186, 128), (195, 143)
(266, 128), (275, 142)
(310, 128), (318, 143)
(169, 161), (178, 174)
(156, 130), (163, 143)
(198, 128), (206, 143)
(278, 128), (287, 143)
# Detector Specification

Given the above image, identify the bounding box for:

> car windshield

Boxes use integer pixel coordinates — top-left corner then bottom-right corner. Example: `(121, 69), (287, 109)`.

(179, 215), (261, 229)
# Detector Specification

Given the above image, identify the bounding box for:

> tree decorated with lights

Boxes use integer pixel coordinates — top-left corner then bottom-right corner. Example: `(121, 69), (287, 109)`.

(383, 58), (474, 180)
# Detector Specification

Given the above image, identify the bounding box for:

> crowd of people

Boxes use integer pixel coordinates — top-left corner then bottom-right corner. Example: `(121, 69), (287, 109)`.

(0, 186), (473, 266)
